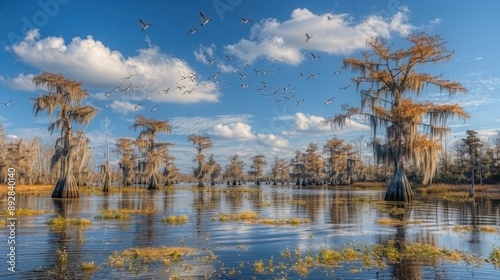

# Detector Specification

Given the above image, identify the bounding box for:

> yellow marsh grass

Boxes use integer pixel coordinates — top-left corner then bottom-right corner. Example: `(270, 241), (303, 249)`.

(215, 212), (309, 226)
(162, 215), (189, 225)
(109, 246), (196, 269)
(490, 246), (500, 268)
(48, 215), (92, 228)
(259, 218), (310, 226)
(375, 218), (425, 226)
(80, 261), (96, 272)
(419, 183), (500, 194)
(0, 184), (53, 195)
(94, 208), (155, 220)
(0, 208), (51, 216)
(217, 211), (260, 222)
(450, 225), (497, 233)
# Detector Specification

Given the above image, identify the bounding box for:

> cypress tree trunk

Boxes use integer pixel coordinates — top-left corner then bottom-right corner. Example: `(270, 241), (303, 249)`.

(198, 179), (205, 188)
(384, 158), (414, 202)
(102, 162), (110, 193)
(52, 148), (79, 198)
(148, 173), (159, 190)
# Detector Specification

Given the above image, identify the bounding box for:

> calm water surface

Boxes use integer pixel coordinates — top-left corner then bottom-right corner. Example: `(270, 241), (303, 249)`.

(1, 185), (499, 279)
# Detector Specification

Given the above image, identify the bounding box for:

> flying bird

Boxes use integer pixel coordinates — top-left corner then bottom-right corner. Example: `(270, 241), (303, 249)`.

(305, 33), (313, 42)
(1, 99), (12, 106)
(326, 15), (334, 21)
(107, 85), (121, 93)
(333, 70), (341, 75)
(270, 56), (282, 63)
(188, 28), (198, 34)
(134, 103), (141, 110)
(200, 12), (212, 26)
(225, 54), (234, 61)
(240, 17), (252, 24)
(120, 74), (136, 83)
(121, 81), (134, 92)
(284, 95), (295, 101)
(183, 88), (195, 95)
(324, 97), (335, 105)
(339, 84), (352, 90)
(208, 70), (221, 80)
(310, 52), (321, 60)
(238, 73), (247, 80)
(306, 73), (318, 80)
(139, 19), (152, 31)
(241, 82), (251, 88)
(104, 104), (110, 109)
(146, 95), (152, 101)
(296, 98), (305, 105)
(150, 104), (159, 112)
(275, 99), (281, 104)
(162, 87), (171, 94)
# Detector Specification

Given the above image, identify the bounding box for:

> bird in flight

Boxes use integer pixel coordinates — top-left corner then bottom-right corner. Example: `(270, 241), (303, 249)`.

(200, 12), (212, 26)
(310, 52), (321, 61)
(163, 87), (171, 94)
(188, 28), (198, 34)
(284, 95), (295, 101)
(134, 103), (141, 110)
(306, 73), (318, 80)
(146, 95), (152, 101)
(121, 81), (134, 92)
(296, 98), (305, 105)
(104, 104), (110, 109)
(208, 70), (221, 80)
(275, 99), (281, 104)
(339, 84), (352, 90)
(225, 54), (234, 61)
(270, 56), (282, 63)
(324, 97), (335, 105)
(150, 104), (159, 112)
(139, 19), (152, 31)
(183, 88), (195, 95)
(326, 15), (334, 21)
(240, 17), (252, 25)
(1, 99), (12, 106)
(305, 33), (313, 42)
(241, 82), (251, 88)
(239, 73), (247, 80)
(333, 70), (341, 75)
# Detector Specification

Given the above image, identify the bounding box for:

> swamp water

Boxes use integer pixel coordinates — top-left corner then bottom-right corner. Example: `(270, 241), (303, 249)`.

(1, 185), (499, 279)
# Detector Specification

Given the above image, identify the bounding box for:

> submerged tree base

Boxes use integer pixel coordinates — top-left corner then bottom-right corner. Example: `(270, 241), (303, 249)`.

(384, 168), (415, 202)
(52, 176), (79, 198)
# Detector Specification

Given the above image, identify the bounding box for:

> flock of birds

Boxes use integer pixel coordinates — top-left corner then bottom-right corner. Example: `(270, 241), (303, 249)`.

(101, 12), (353, 113)
(0, 12), (353, 113)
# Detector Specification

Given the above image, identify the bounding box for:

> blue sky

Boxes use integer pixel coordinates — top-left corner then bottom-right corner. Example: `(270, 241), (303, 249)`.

(0, 0), (499, 173)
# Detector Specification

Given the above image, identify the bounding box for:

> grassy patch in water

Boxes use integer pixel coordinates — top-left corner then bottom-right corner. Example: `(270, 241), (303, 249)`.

(449, 225), (497, 233)
(216, 211), (260, 222)
(0, 208), (52, 216)
(375, 218), (425, 226)
(259, 218), (310, 226)
(94, 208), (155, 220)
(47, 215), (92, 228)
(108, 246), (196, 273)
(162, 215), (189, 225)
(490, 246), (500, 268)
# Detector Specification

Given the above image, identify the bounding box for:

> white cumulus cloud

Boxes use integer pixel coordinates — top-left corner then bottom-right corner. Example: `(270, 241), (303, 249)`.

(225, 7), (413, 65)
(6, 29), (220, 104)
(209, 122), (255, 140)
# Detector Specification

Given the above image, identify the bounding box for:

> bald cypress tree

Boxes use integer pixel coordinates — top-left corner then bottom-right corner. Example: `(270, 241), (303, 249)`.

(33, 72), (98, 198)
(130, 115), (172, 190)
(327, 33), (469, 202)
